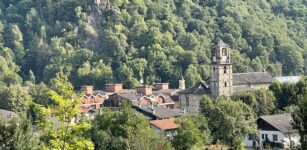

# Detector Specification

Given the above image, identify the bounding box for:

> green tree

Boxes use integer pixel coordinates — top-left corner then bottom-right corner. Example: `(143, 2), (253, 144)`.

(46, 75), (94, 149)
(292, 90), (307, 150)
(184, 64), (202, 88)
(232, 88), (276, 116)
(200, 96), (257, 149)
(0, 84), (28, 113)
(4, 24), (24, 65)
(90, 102), (170, 150)
(29, 82), (50, 106)
(270, 81), (298, 110)
(172, 115), (210, 150)
(0, 45), (22, 85)
(0, 117), (40, 150)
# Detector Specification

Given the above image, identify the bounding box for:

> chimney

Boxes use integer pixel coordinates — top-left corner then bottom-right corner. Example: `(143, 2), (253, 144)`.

(106, 84), (123, 93)
(155, 83), (169, 90)
(136, 86), (152, 95)
(179, 76), (185, 90)
(82, 85), (94, 94)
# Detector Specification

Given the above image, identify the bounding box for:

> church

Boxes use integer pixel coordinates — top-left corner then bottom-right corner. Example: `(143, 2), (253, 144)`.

(178, 40), (274, 113)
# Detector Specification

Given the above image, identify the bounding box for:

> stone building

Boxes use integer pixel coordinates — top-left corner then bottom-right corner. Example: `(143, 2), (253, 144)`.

(210, 40), (233, 99)
(178, 40), (274, 113)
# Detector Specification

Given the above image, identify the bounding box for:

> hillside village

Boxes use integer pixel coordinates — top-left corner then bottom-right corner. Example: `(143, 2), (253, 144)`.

(36, 41), (301, 149)
(1, 41), (306, 150)
(0, 0), (307, 150)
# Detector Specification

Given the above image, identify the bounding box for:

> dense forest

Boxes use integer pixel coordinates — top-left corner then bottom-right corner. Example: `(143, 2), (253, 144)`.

(0, 0), (306, 89)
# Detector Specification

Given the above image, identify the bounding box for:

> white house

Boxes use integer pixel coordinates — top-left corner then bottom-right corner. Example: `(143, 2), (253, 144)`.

(256, 113), (300, 148)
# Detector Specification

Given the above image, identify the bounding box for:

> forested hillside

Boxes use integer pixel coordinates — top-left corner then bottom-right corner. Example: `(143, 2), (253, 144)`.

(0, 0), (306, 89)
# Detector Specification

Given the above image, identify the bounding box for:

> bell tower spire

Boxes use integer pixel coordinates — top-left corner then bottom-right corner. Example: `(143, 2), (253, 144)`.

(210, 40), (233, 99)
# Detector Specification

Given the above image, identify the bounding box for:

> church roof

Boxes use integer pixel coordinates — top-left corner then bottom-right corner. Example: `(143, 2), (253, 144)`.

(274, 76), (301, 84)
(233, 72), (273, 85)
(177, 81), (210, 94)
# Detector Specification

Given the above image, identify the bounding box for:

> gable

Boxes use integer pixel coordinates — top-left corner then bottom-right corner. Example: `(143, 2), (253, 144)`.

(257, 118), (280, 132)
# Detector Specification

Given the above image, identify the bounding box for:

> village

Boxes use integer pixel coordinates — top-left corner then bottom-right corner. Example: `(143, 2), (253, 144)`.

(3, 40), (300, 149)
(0, 1), (307, 149)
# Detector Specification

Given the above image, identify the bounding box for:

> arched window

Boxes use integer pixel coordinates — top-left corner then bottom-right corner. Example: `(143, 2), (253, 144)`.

(222, 48), (227, 56)
(213, 49), (216, 56)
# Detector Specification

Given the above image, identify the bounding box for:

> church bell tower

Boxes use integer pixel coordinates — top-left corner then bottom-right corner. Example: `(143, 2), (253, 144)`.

(210, 40), (233, 99)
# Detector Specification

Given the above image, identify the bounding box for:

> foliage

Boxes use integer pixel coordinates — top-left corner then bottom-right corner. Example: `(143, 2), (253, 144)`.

(43, 75), (94, 149)
(90, 102), (171, 150)
(200, 96), (257, 149)
(0, 117), (40, 150)
(171, 115), (211, 150)
(0, 0), (305, 88)
(292, 77), (307, 149)
(232, 88), (276, 116)
(270, 77), (307, 110)
(0, 84), (29, 113)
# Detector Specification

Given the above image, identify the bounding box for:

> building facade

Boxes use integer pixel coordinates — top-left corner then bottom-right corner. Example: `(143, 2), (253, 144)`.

(210, 40), (233, 99)
(178, 40), (274, 113)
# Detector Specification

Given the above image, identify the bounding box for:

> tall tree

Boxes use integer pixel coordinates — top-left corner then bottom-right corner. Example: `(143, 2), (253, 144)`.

(200, 96), (257, 149)
(171, 115), (210, 150)
(45, 75), (94, 149)
(292, 80), (307, 149)
(232, 88), (276, 116)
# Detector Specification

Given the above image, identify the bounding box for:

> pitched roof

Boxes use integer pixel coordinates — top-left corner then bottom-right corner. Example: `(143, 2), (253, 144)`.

(258, 113), (295, 133)
(274, 76), (301, 84)
(133, 104), (184, 119)
(81, 90), (112, 99)
(118, 93), (139, 101)
(150, 118), (178, 131)
(152, 89), (179, 96)
(177, 81), (210, 94)
(233, 72), (273, 85)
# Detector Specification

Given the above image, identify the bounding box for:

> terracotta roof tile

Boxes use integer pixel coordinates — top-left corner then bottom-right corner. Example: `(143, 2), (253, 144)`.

(150, 118), (178, 131)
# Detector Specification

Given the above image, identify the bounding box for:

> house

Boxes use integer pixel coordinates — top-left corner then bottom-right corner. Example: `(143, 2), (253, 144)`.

(256, 113), (300, 148)
(78, 85), (112, 118)
(178, 40), (275, 113)
(106, 83), (180, 109)
(150, 118), (178, 138)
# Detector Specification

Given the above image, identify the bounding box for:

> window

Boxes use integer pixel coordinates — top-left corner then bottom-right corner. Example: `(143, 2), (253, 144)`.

(224, 82), (227, 87)
(273, 134), (278, 141)
(261, 134), (268, 139)
(186, 97), (189, 106)
(222, 48), (227, 56)
(224, 66), (227, 74)
(213, 49), (216, 56)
